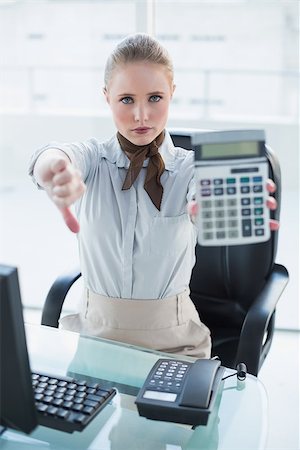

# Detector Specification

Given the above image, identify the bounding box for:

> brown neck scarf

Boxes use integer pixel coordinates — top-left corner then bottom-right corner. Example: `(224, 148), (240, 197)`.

(117, 130), (165, 210)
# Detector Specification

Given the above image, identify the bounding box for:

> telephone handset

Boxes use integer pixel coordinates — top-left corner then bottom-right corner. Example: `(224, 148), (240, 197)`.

(135, 358), (225, 426)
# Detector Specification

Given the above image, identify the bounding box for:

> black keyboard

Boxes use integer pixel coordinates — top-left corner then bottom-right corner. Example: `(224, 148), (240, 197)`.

(32, 371), (117, 433)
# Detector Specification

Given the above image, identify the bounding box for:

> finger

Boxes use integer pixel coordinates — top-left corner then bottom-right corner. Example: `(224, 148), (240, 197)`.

(50, 158), (68, 174)
(60, 207), (80, 234)
(266, 196), (277, 210)
(187, 200), (198, 216)
(53, 170), (73, 186)
(267, 178), (276, 193)
(269, 219), (280, 231)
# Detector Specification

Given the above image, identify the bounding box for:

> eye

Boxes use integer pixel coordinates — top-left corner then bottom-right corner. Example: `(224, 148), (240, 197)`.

(121, 96), (133, 104)
(149, 95), (162, 102)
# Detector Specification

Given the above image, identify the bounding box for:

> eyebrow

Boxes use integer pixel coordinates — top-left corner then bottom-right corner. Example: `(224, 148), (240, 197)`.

(117, 91), (165, 98)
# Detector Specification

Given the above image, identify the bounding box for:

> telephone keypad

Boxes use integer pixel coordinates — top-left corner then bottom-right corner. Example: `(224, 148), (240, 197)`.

(147, 360), (191, 393)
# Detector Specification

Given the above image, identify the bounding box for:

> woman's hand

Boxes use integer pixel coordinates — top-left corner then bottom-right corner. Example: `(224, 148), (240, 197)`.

(34, 151), (86, 233)
(187, 178), (280, 231)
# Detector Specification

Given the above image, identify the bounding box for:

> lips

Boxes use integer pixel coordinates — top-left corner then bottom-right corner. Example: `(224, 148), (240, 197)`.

(133, 127), (151, 133)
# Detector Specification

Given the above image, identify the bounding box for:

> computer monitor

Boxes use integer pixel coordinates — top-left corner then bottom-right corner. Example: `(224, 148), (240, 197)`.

(0, 264), (38, 434)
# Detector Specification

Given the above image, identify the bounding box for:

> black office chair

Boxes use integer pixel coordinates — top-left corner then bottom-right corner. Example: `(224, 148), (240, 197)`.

(41, 128), (289, 376)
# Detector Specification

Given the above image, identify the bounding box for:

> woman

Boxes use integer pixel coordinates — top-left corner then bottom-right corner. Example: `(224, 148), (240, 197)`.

(29, 33), (278, 358)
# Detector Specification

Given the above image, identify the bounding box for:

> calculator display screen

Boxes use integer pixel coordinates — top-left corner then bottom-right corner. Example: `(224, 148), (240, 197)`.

(201, 141), (260, 159)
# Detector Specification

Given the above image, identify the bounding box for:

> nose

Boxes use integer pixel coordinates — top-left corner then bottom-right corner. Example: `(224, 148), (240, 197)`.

(133, 102), (149, 123)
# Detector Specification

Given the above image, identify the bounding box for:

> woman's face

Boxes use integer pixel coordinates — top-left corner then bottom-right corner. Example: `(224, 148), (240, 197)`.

(104, 61), (175, 145)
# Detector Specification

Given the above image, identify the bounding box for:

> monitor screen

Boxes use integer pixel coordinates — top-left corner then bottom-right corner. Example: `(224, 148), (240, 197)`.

(0, 265), (37, 434)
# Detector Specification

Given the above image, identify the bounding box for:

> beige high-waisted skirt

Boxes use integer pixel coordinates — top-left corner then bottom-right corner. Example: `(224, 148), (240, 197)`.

(59, 288), (211, 359)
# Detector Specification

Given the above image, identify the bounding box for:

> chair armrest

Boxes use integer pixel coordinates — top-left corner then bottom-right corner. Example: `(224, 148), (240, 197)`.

(41, 268), (82, 328)
(236, 263), (289, 375)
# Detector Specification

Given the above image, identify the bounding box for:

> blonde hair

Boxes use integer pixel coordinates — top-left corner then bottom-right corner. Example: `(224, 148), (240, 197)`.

(104, 33), (174, 88)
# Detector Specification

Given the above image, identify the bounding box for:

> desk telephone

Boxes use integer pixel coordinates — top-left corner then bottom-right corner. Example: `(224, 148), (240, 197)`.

(136, 358), (225, 426)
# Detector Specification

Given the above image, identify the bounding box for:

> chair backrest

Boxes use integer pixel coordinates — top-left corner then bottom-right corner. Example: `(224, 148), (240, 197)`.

(169, 128), (281, 333)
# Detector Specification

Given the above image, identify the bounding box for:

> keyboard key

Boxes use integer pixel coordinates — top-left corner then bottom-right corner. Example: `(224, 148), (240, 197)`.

(84, 399), (98, 409)
(57, 408), (70, 419)
(82, 406), (94, 415)
(36, 403), (48, 413)
(72, 404), (84, 412)
(46, 406), (59, 416)
(86, 394), (105, 403)
(73, 414), (87, 424)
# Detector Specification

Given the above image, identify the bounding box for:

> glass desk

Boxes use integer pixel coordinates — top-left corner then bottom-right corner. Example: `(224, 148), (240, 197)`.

(1, 324), (268, 450)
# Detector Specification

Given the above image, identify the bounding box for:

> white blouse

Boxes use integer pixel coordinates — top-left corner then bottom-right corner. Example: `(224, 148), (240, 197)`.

(29, 130), (198, 300)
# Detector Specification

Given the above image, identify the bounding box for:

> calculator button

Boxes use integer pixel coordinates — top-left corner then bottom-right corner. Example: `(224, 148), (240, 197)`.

(228, 219), (238, 228)
(253, 176), (263, 182)
(241, 198), (251, 206)
(254, 208), (263, 215)
(215, 220), (225, 229)
(255, 218), (264, 226)
(203, 232), (213, 240)
(215, 210), (225, 218)
(200, 179), (211, 186)
(241, 186), (250, 194)
(203, 221), (213, 230)
(240, 177), (250, 183)
(215, 199), (224, 207)
(202, 210), (213, 219)
(255, 229), (265, 236)
(242, 208), (251, 216)
(213, 178), (223, 185)
(227, 209), (238, 217)
(216, 231), (226, 239)
(253, 197), (263, 205)
(227, 187), (236, 195)
(228, 229), (239, 238)
(214, 188), (224, 196)
(226, 178), (236, 184)
(202, 200), (212, 208)
(253, 185), (263, 193)
(242, 219), (252, 237)
(227, 198), (237, 207)
(201, 188), (211, 197)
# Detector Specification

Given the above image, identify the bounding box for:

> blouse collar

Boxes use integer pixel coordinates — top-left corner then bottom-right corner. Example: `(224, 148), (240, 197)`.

(103, 130), (176, 172)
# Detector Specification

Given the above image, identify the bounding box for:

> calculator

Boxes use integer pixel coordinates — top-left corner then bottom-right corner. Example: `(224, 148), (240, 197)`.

(193, 129), (270, 246)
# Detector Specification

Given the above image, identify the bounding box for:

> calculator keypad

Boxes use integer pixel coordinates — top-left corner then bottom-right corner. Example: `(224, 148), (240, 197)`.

(147, 360), (191, 393)
(196, 164), (270, 246)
